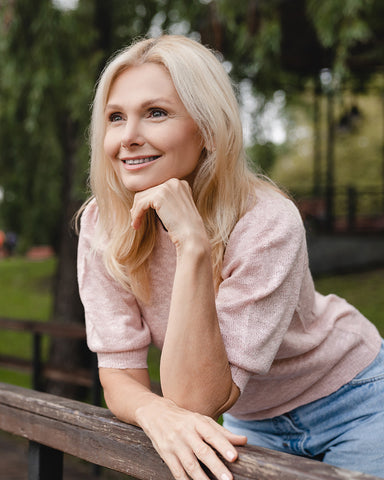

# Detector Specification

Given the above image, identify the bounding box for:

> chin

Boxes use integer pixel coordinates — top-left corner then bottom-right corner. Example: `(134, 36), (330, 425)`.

(122, 180), (158, 193)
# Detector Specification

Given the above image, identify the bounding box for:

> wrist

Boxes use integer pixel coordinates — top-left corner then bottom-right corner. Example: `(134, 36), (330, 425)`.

(175, 233), (211, 259)
(135, 395), (175, 429)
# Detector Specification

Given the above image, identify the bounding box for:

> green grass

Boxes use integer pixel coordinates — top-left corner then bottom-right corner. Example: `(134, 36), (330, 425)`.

(0, 257), (383, 392)
(0, 256), (56, 387)
(0, 256), (55, 319)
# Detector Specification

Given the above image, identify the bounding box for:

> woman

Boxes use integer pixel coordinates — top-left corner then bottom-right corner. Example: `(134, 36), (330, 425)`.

(78, 35), (384, 480)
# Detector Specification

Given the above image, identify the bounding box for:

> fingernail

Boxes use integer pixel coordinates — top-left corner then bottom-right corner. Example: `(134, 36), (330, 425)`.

(221, 474), (230, 480)
(226, 450), (236, 461)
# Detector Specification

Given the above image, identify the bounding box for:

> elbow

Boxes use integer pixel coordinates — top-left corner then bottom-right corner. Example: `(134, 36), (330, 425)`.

(211, 380), (240, 419)
(163, 380), (240, 420)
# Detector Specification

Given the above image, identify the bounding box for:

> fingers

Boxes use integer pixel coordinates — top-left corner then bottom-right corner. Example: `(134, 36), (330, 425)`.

(213, 421), (248, 446)
(130, 178), (190, 231)
(152, 414), (244, 480)
(160, 434), (234, 480)
(190, 435), (234, 480)
(196, 417), (247, 463)
(130, 193), (158, 230)
(130, 179), (206, 247)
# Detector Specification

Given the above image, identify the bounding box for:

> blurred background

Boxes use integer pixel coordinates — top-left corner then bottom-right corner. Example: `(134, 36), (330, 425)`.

(0, 0), (383, 397)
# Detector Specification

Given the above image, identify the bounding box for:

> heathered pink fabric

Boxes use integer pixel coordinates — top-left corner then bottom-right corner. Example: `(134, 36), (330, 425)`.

(78, 189), (382, 420)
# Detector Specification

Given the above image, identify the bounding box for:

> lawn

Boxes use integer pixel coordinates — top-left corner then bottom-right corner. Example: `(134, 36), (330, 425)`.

(0, 256), (56, 386)
(0, 257), (383, 390)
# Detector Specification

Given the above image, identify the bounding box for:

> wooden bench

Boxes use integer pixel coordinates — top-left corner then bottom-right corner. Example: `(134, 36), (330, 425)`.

(0, 317), (100, 403)
(0, 382), (379, 480)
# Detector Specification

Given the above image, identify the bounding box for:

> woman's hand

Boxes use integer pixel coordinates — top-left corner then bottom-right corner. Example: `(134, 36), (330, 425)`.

(100, 369), (246, 480)
(136, 397), (247, 480)
(130, 178), (207, 252)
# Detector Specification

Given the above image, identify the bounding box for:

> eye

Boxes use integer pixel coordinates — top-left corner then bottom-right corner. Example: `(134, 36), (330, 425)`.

(148, 108), (167, 119)
(108, 112), (124, 122)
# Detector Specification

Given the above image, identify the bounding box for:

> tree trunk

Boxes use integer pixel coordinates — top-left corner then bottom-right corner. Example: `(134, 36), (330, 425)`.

(47, 117), (90, 399)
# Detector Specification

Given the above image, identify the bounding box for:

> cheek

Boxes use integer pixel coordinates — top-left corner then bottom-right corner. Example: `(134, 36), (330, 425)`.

(171, 123), (202, 153)
(180, 129), (204, 162)
(103, 130), (119, 158)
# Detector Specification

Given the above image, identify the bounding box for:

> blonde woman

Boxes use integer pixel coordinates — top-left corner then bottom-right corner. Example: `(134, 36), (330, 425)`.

(78, 35), (384, 480)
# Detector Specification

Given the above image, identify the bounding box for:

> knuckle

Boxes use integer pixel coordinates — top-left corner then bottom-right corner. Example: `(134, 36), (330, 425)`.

(160, 454), (186, 480)
(184, 458), (199, 475)
(172, 467), (186, 480)
(195, 442), (211, 458)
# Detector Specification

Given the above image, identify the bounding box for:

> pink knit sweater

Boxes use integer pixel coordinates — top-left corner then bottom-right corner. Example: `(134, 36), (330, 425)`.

(78, 188), (381, 420)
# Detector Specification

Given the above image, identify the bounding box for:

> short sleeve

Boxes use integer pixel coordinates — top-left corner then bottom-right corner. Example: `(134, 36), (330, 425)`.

(77, 201), (151, 369)
(216, 191), (307, 392)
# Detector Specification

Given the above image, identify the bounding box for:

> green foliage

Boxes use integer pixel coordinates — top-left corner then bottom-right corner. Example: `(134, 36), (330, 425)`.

(307, 0), (373, 81)
(247, 142), (278, 175)
(271, 78), (383, 197)
(0, 0), (99, 248)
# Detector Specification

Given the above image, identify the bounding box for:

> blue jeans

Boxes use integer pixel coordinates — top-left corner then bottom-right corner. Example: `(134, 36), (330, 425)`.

(223, 340), (384, 478)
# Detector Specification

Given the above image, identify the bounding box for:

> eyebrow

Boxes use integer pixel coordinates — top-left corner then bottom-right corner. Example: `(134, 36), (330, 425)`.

(105, 97), (176, 112)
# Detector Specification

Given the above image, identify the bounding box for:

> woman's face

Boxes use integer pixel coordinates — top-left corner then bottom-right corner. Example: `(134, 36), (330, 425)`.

(104, 63), (203, 192)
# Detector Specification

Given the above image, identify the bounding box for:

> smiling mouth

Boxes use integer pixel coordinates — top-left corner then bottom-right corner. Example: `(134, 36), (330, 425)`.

(122, 155), (160, 165)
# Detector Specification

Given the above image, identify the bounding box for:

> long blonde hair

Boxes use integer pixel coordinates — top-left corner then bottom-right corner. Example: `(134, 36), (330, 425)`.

(84, 35), (267, 302)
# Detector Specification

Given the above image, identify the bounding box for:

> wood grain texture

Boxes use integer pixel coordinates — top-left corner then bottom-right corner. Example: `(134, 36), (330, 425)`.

(0, 383), (380, 480)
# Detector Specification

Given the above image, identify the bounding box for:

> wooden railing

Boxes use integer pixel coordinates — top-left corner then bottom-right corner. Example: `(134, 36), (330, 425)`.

(0, 316), (101, 404)
(294, 185), (384, 233)
(0, 382), (380, 480)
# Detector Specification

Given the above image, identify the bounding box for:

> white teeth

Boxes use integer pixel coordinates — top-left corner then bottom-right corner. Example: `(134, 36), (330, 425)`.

(123, 156), (158, 165)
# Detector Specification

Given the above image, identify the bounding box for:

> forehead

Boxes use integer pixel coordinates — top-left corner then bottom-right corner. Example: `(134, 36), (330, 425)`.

(108, 63), (180, 103)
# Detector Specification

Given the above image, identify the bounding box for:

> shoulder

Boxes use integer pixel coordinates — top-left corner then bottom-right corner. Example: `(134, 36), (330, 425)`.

(222, 188), (308, 282)
(78, 199), (102, 250)
(79, 198), (101, 237)
(221, 186), (306, 276)
(234, 186), (304, 242)
(80, 198), (99, 228)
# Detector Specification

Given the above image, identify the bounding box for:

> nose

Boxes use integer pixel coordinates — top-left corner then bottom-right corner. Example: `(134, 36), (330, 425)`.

(121, 117), (144, 148)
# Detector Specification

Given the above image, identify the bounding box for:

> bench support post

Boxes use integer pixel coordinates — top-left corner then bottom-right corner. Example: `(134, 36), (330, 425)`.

(32, 333), (42, 391)
(28, 441), (63, 480)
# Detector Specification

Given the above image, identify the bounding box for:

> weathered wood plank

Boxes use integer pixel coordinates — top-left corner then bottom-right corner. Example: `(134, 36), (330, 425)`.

(0, 383), (380, 480)
(0, 355), (93, 387)
(0, 317), (86, 338)
(0, 354), (31, 372)
(43, 366), (93, 387)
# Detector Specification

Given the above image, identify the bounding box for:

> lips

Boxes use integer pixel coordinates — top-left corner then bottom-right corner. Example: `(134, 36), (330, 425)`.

(122, 155), (160, 165)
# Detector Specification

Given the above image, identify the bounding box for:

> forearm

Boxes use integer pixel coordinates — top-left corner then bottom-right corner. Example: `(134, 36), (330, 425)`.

(99, 367), (164, 426)
(160, 239), (238, 417)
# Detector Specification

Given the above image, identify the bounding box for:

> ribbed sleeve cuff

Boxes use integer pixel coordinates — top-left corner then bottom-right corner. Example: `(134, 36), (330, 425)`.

(97, 346), (148, 369)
